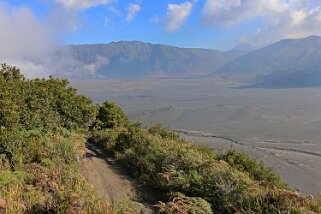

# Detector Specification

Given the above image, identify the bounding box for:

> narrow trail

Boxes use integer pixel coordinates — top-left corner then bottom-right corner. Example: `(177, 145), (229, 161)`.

(80, 142), (158, 213)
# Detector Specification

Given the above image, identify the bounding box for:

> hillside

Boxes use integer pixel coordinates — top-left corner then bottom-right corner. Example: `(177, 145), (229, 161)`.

(65, 37), (321, 88)
(67, 41), (246, 78)
(0, 64), (111, 213)
(1, 64), (321, 213)
(218, 36), (321, 88)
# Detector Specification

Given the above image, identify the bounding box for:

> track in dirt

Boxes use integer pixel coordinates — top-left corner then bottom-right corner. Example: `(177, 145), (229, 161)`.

(80, 143), (158, 213)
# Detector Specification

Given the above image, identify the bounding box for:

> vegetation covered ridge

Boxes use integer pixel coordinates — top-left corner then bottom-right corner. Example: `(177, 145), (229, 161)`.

(90, 101), (321, 213)
(0, 64), (321, 213)
(0, 64), (110, 213)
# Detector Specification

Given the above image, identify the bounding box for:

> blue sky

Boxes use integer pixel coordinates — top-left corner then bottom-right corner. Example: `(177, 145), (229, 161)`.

(4, 0), (245, 50)
(1, 0), (321, 77)
(2, 0), (321, 50)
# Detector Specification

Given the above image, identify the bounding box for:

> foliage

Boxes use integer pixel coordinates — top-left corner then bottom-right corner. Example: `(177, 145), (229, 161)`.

(0, 65), (110, 213)
(93, 125), (321, 214)
(148, 124), (179, 140)
(216, 147), (285, 188)
(113, 200), (147, 214)
(2, 64), (321, 213)
(0, 64), (24, 81)
(0, 64), (96, 134)
(94, 100), (128, 130)
(158, 193), (213, 214)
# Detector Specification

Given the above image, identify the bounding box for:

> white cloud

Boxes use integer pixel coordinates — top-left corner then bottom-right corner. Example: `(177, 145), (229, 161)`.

(0, 5), (53, 58)
(0, 3), (54, 77)
(55, 0), (112, 10)
(108, 6), (122, 16)
(165, 2), (193, 31)
(202, 0), (321, 44)
(202, 0), (262, 26)
(0, 3), (98, 78)
(126, 3), (141, 22)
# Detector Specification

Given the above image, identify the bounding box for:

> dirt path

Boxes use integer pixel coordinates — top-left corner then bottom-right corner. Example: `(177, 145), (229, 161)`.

(80, 143), (157, 213)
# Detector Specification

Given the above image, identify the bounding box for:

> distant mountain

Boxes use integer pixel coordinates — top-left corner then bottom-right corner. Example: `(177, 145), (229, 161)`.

(68, 41), (247, 78)
(218, 35), (321, 88)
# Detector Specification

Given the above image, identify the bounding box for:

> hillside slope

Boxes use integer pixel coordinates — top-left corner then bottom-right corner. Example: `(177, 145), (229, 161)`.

(218, 35), (321, 88)
(0, 64), (111, 213)
(68, 41), (246, 78)
(1, 64), (321, 213)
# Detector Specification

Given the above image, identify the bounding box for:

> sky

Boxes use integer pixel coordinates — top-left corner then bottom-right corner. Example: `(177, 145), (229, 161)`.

(2, 0), (321, 77)
(4, 0), (321, 50)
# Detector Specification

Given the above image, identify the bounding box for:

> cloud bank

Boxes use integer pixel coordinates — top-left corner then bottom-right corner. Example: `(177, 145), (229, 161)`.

(165, 2), (194, 31)
(0, 3), (54, 77)
(202, 0), (321, 44)
(0, 2), (101, 78)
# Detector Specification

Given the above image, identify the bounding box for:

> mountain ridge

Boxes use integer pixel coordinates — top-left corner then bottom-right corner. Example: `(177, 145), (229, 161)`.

(67, 41), (247, 78)
(64, 36), (321, 88)
(218, 35), (321, 88)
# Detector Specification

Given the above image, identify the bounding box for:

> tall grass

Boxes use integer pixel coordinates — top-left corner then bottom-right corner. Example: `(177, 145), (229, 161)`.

(0, 132), (111, 213)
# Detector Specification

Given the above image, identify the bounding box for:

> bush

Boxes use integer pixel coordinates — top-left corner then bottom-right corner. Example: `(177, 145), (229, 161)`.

(0, 65), (96, 133)
(0, 170), (34, 186)
(113, 200), (146, 214)
(216, 148), (285, 188)
(158, 193), (213, 214)
(0, 65), (110, 213)
(93, 125), (321, 213)
(148, 124), (179, 140)
(95, 101), (128, 129)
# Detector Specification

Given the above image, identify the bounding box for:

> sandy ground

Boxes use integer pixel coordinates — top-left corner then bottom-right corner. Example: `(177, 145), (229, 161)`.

(73, 77), (321, 196)
(80, 143), (157, 213)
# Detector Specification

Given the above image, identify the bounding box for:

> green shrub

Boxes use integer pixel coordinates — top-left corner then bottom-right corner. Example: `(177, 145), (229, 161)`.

(158, 193), (213, 214)
(0, 65), (96, 133)
(0, 65), (110, 213)
(113, 200), (146, 214)
(0, 128), (21, 160)
(94, 125), (321, 213)
(148, 124), (179, 140)
(0, 170), (34, 186)
(217, 148), (284, 187)
(0, 63), (24, 81)
(40, 158), (55, 168)
(95, 101), (128, 129)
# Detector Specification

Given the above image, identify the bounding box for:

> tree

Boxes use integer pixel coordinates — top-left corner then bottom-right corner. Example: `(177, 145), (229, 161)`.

(96, 101), (128, 129)
(0, 63), (24, 81)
